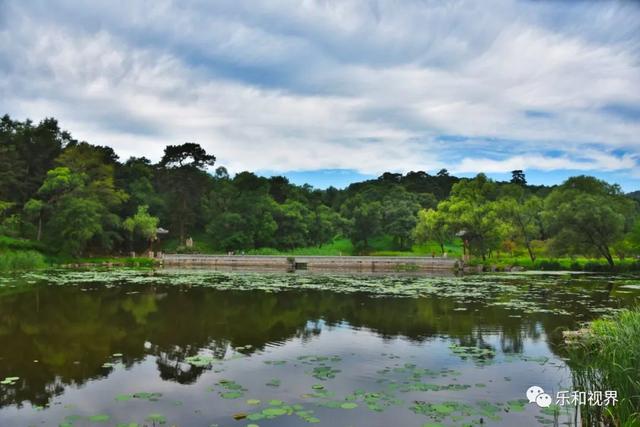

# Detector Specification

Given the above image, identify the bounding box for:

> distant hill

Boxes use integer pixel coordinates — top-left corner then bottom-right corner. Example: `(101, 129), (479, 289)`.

(627, 190), (640, 201)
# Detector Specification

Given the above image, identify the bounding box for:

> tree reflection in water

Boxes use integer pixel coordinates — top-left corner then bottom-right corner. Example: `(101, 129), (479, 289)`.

(0, 274), (634, 409)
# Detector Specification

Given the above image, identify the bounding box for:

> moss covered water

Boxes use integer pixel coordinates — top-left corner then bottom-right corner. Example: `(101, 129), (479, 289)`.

(0, 269), (638, 426)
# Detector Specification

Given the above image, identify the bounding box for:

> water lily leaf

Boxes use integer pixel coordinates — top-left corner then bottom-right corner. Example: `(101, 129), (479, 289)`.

(265, 407), (288, 417)
(221, 391), (243, 399)
(145, 413), (166, 424)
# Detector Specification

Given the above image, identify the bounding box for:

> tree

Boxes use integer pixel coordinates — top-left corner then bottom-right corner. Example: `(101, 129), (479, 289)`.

(273, 200), (312, 249)
(47, 196), (103, 256)
(309, 205), (344, 247)
(543, 176), (635, 267)
(496, 196), (543, 261)
(0, 116), (67, 205)
(510, 170), (527, 185)
(383, 199), (419, 250)
(158, 143), (215, 244)
(23, 199), (45, 241)
(202, 172), (279, 251)
(159, 143), (216, 169)
(414, 209), (453, 254)
(348, 201), (382, 252)
(32, 154), (127, 256)
(54, 143), (128, 252)
(437, 175), (506, 260)
(123, 205), (159, 252)
(117, 157), (164, 218)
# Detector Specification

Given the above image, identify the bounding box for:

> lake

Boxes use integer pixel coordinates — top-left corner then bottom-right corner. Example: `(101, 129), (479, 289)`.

(0, 269), (638, 427)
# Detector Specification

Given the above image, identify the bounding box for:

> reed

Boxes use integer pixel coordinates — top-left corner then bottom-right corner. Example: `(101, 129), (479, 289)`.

(567, 308), (640, 426)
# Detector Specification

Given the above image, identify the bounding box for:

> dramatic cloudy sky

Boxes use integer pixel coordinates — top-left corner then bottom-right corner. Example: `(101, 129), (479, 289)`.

(1, 0), (639, 190)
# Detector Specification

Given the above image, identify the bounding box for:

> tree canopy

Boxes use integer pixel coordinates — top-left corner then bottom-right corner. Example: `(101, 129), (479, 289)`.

(0, 115), (638, 263)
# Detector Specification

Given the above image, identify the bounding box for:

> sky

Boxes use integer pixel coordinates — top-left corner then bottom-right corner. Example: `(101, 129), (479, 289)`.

(1, 0), (639, 191)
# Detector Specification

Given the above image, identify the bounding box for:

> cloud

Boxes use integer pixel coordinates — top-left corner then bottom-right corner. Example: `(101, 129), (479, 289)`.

(453, 151), (638, 174)
(0, 0), (639, 181)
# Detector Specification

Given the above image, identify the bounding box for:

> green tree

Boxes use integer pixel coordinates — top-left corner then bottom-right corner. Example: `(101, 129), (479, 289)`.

(123, 205), (159, 252)
(54, 143), (128, 252)
(0, 115), (67, 205)
(383, 200), (419, 250)
(34, 161), (126, 256)
(414, 208), (453, 254)
(273, 200), (312, 249)
(348, 201), (382, 252)
(23, 199), (45, 241)
(543, 176), (635, 267)
(438, 175), (506, 260)
(117, 157), (165, 219)
(510, 170), (527, 185)
(202, 172), (278, 251)
(309, 204), (344, 247)
(496, 195), (543, 262)
(159, 143), (215, 244)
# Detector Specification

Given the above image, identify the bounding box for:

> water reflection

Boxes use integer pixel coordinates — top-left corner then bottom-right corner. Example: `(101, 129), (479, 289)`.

(0, 272), (637, 411)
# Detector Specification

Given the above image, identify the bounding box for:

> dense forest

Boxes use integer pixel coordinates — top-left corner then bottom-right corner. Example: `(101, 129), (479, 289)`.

(1, 115), (639, 266)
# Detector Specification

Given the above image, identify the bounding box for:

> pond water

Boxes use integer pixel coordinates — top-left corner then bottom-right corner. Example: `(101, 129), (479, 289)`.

(0, 269), (638, 427)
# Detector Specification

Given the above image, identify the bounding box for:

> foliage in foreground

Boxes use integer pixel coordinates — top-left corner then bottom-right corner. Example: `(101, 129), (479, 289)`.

(567, 308), (640, 426)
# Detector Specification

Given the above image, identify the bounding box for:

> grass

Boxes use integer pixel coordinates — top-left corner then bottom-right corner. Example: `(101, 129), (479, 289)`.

(469, 256), (640, 272)
(247, 236), (465, 257)
(0, 249), (47, 271)
(46, 255), (157, 268)
(566, 308), (640, 426)
(248, 238), (354, 256)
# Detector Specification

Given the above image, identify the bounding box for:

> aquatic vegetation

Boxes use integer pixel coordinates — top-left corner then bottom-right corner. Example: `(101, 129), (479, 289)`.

(310, 365), (341, 380)
(265, 378), (281, 387)
(1, 269), (638, 427)
(567, 308), (640, 425)
(145, 413), (166, 424)
(0, 376), (19, 385)
(184, 354), (221, 367)
(215, 379), (247, 399)
(448, 344), (496, 363)
(246, 401), (320, 423)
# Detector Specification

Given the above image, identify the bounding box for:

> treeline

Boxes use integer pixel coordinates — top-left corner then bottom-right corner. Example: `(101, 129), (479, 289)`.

(414, 174), (639, 266)
(1, 115), (639, 265)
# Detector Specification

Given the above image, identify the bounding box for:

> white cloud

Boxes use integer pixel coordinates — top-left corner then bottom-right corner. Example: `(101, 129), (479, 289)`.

(453, 152), (638, 174)
(0, 0), (638, 179)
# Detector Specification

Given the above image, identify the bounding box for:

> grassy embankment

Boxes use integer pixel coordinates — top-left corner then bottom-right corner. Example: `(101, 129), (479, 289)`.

(565, 308), (640, 426)
(467, 256), (640, 272)
(163, 233), (639, 271)
(0, 236), (156, 271)
(2, 232), (638, 272)
(0, 236), (47, 271)
(163, 233), (464, 257)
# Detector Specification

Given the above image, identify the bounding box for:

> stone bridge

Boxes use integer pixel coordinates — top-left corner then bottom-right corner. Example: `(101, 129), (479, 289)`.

(161, 254), (460, 272)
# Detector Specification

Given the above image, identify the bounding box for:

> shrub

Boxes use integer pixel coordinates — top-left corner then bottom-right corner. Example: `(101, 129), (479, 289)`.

(0, 250), (47, 271)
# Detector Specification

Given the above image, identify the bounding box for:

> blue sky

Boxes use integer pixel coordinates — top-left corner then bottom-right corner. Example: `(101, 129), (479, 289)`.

(1, 0), (639, 191)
